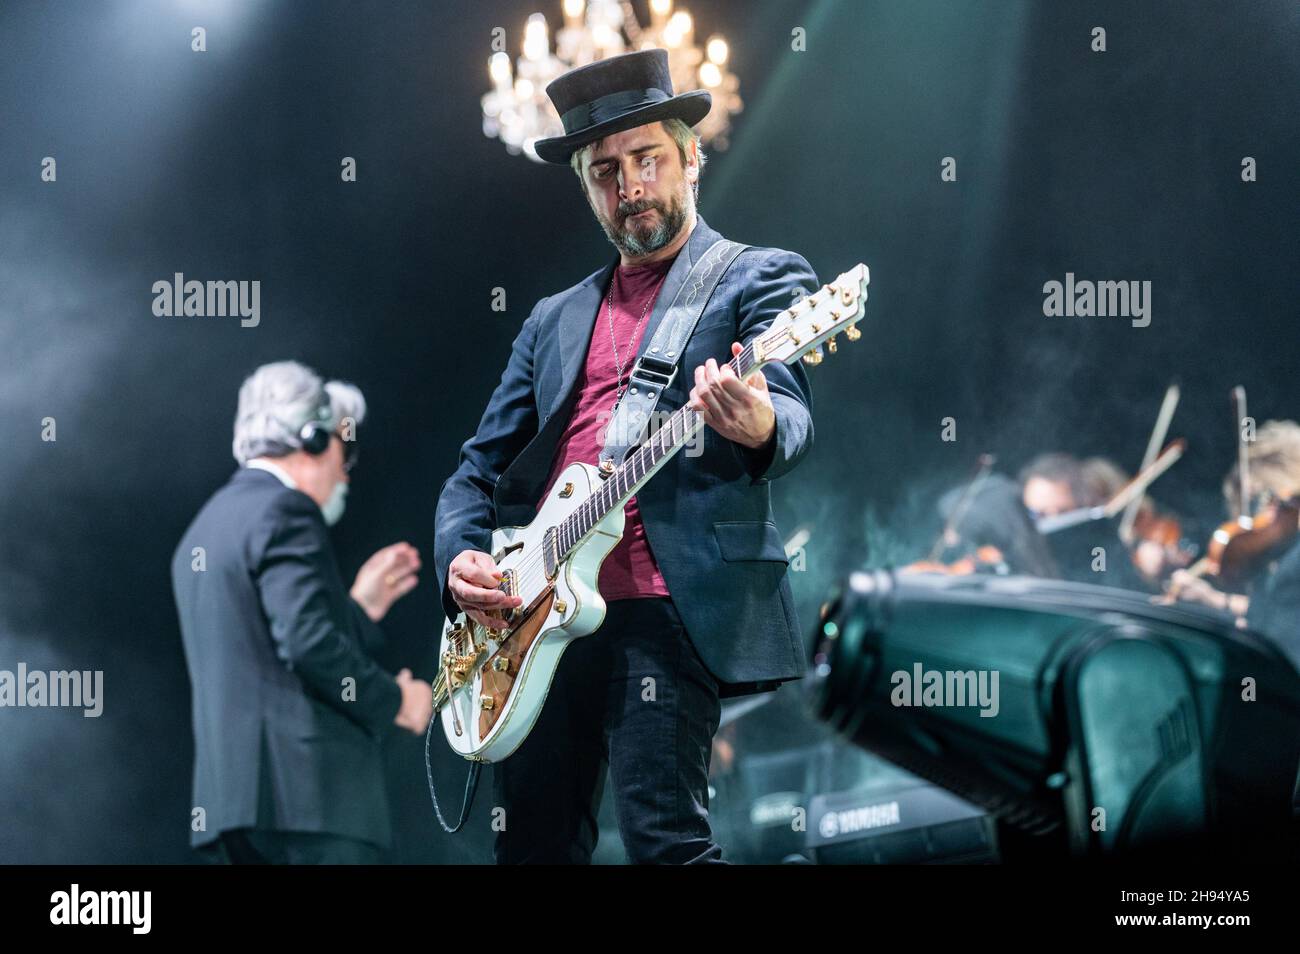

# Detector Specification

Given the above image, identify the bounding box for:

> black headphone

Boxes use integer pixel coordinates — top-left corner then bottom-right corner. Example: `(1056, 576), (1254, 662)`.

(297, 401), (334, 456)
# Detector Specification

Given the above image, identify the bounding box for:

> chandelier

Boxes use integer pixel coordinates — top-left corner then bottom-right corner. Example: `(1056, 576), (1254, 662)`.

(482, 0), (742, 163)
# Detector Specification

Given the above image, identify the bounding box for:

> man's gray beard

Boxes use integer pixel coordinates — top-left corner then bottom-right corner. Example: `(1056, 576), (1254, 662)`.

(598, 189), (690, 258)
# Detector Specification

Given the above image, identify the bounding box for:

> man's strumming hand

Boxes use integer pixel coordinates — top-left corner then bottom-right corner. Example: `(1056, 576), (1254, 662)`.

(448, 548), (522, 632)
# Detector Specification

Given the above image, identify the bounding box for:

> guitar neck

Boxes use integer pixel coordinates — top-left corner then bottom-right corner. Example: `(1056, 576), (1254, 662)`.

(547, 260), (871, 567)
(554, 340), (764, 562)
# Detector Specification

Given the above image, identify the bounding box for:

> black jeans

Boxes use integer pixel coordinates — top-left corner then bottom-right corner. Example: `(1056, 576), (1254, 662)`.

(493, 596), (725, 864)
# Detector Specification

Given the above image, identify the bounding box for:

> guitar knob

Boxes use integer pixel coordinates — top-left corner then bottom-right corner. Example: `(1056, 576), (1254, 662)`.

(826, 335), (837, 354)
(802, 350), (822, 366)
(845, 323), (861, 341)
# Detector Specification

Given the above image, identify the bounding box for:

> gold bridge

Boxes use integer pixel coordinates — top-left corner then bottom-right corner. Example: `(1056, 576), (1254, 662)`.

(434, 581), (558, 714)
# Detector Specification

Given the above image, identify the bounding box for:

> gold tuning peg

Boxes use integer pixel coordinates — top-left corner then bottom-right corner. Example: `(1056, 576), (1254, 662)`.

(826, 335), (837, 354)
(845, 323), (861, 341)
(801, 349), (823, 366)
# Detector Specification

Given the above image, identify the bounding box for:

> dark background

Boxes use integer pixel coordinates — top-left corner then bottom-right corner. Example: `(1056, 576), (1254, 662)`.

(0, 0), (1295, 862)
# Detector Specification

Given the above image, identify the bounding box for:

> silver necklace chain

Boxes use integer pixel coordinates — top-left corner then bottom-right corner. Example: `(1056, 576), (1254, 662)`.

(606, 267), (666, 414)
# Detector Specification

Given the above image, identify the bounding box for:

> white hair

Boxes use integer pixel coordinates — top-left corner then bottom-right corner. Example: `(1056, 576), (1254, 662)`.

(232, 360), (367, 464)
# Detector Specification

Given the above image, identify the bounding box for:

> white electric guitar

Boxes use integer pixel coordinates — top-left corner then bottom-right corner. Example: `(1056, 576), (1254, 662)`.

(435, 263), (870, 762)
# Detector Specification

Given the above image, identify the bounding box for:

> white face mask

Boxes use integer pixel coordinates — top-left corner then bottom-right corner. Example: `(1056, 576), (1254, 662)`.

(320, 481), (348, 526)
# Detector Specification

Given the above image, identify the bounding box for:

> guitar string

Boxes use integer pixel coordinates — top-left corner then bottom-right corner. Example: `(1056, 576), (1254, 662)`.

(501, 328), (782, 603)
(470, 289), (855, 625)
(510, 405), (708, 601)
(502, 337), (761, 596)
(498, 310), (833, 603)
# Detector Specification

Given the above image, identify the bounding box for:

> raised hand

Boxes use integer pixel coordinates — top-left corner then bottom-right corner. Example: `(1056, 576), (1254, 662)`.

(351, 541), (421, 622)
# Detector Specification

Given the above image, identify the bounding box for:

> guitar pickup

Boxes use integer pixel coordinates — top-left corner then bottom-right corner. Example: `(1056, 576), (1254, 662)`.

(496, 570), (520, 622)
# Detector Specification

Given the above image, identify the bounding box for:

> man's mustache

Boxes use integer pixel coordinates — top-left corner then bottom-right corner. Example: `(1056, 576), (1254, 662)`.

(617, 201), (661, 222)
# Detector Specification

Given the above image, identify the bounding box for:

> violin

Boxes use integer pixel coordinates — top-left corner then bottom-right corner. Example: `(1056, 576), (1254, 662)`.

(1126, 505), (1196, 583)
(1190, 496), (1299, 590)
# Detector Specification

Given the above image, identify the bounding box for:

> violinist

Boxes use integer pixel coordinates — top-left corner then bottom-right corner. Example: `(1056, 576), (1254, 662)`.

(1166, 420), (1300, 663)
(1019, 453), (1146, 585)
(1020, 452), (1089, 524)
(1080, 456), (1194, 587)
(914, 462), (1058, 578)
(957, 471), (1059, 576)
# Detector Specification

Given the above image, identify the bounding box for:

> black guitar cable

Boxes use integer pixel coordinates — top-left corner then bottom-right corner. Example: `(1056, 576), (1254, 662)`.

(424, 708), (482, 833)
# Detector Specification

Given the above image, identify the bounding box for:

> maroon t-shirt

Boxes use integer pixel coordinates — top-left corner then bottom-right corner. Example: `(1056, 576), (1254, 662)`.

(535, 255), (676, 600)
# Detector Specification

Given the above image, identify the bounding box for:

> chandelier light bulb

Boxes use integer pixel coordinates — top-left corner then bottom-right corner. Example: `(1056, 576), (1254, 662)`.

(523, 14), (550, 61)
(489, 51), (512, 86)
(483, 2), (741, 163)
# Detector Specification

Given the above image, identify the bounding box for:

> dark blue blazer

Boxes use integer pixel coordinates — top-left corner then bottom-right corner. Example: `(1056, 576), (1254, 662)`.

(171, 466), (401, 849)
(434, 216), (818, 691)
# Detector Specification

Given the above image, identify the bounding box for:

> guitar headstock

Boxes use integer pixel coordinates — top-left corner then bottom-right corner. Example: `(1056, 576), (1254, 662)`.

(756, 264), (870, 368)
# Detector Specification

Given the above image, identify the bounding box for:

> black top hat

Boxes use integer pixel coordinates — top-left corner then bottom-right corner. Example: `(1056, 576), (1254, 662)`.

(534, 48), (712, 165)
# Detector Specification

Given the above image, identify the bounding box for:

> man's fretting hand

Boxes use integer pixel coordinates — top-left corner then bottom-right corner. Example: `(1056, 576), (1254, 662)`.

(689, 341), (776, 451)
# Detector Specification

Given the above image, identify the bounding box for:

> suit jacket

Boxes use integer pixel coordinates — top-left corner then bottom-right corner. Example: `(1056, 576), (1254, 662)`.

(434, 216), (818, 690)
(171, 466), (401, 849)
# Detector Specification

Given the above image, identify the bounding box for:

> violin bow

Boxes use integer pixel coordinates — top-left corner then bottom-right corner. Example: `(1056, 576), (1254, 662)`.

(1119, 383), (1180, 546)
(1233, 386), (1251, 524)
(1037, 440), (1186, 534)
(928, 453), (996, 561)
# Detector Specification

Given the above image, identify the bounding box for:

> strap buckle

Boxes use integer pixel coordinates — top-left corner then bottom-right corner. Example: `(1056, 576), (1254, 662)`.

(630, 352), (677, 391)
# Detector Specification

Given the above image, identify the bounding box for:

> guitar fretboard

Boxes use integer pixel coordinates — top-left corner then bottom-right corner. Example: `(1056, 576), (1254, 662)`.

(553, 339), (761, 561)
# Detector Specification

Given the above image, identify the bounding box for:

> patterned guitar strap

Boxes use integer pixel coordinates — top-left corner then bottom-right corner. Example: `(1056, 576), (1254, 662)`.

(598, 239), (751, 471)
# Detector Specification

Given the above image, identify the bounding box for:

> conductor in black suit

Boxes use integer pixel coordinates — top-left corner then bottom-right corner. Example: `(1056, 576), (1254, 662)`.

(172, 360), (433, 864)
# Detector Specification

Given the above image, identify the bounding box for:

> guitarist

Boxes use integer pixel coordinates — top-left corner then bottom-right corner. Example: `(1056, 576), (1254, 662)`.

(434, 50), (818, 864)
